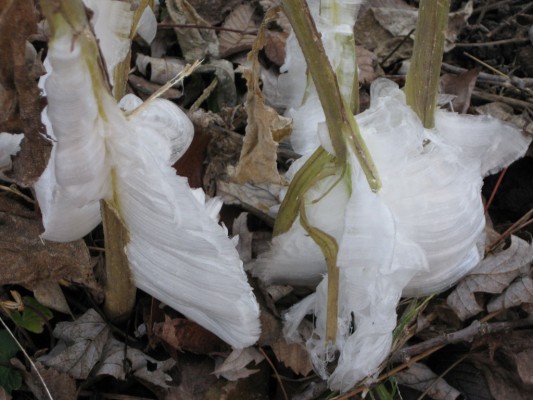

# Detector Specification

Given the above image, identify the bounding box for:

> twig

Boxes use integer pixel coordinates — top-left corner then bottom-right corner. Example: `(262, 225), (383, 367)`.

(0, 315), (54, 400)
(158, 23), (257, 35)
(259, 347), (289, 400)
(189, 78), (218, 113)
(0, 184), (35, 204)
(441, 63), (533, 89)
(487, 208), (533, 252)
(484, 167), (507, 213)
(472, 89), (533, 110)
(380, 28), (415, 66)
(455, 37), (530, 47)
(391, 317), (533, 364)
(472, 0), (515, 15)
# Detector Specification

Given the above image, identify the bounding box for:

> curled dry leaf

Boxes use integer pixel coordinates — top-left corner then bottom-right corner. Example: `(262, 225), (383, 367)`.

(396, 363), (461, 400)
(487, 275), (533, 314)
(219, 3), (258, 58)
(447, 236), (533, 320)
(356, 46), (378, 84)
(234, 11), (291, 184)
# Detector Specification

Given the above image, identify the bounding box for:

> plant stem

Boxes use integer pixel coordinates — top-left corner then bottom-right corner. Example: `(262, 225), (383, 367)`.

(281, 0), (380, 191)
(404, 0), (450, 129)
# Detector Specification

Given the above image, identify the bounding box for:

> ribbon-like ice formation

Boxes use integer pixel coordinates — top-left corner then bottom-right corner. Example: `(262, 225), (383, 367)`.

(34, 0), (260, 348)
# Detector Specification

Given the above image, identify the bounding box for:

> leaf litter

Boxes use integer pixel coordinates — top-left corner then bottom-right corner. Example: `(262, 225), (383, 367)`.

(1, 0), (533, 399)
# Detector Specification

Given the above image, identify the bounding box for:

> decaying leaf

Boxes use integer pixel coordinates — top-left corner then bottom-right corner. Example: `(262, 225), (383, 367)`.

(95, 337), (175, 391)
(33, 280), (72, 315)
(0, 0), (50, 186)
(186, 0), (244, 25)
(232, 212), (253, 264)
(354, 1), (473, 66)
(219, 3), (257, 57)
(233, 11), (291, 184)
(487, 275), (533, 314)
(213, 348), (264, 381)
(356, 46), (378, 84)
(39, 309), (111, 379)
(165, 355), (218, 400)
(0, 197), (101, 297)
(447, 236), (533, 320)
(153, 315), (228, 355)
(271, 336), (313, 376)
(396, 363), (461, 400)
(11, 359), (77, 400)
(440, 68), (480, 114)
(264, 29), (288, 67)
(167, 0), (219, 62)
(471, 331), (533, 400)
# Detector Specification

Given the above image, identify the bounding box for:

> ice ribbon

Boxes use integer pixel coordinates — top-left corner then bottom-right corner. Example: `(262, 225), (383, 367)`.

(34, 0), (260, 348)
(255, 78), (531, 391)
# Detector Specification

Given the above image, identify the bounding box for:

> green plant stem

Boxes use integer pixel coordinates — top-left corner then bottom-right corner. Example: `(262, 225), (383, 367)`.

(404, 0), (450, 128)
(281, 0), (380, 191)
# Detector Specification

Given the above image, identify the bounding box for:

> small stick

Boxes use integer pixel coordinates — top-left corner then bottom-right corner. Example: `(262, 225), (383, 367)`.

(472, 90), (533, 110)
(259, 347), (289, 400)
(158, 23), (258, 36)
(484, 167), (507, 213)
(455, 37), (530, 47)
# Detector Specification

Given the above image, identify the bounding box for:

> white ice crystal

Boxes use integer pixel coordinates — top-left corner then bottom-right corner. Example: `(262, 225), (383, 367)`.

(34, 0), (260, 348)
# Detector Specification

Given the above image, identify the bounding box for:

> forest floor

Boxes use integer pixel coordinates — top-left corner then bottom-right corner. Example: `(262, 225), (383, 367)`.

(0, 0), (532, 399)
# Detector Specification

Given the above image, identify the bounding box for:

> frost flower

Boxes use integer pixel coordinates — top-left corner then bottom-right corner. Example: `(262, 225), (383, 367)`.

(255, 78), (531, 390)
(34, 0), (260, 348)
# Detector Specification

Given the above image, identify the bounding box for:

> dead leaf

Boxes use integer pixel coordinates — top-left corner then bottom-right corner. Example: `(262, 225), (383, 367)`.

(165, 355), (218, 400)
(475, 102), (533, 137)
(33, 280), (71, 315)
(271, 336), (313, 376)
(356, 46), (378, 84)
(447, 236), (533, 320)
(11, 359), (76, 400)
(219, 3), (258, 58)
(232, 212), (253, 264)
(39, 309), (111, 379)
(0, 387), (10, 400)
(95, 337), (175, 393)
(264, 29), (288, 66)
(0, 0), (50, 186)
(213, 348), (264, 381)
(396, 363), (460, 400)
(186, 0), (244, 25)
(439, 68), (480, 114)
(487, 275), (533, 314)
(167, 0), (219, 62)
(0, 199), (101, 298)
(233, 9), (291, 185)
(470, 330), (533, 400)
(153, 315), (228, 354)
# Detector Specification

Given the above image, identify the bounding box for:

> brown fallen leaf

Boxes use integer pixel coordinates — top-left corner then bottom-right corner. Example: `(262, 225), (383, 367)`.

(39, 309), (111, 379)
(11, 359), (77, 400)
(33, 280), (71, 315)
(95, 337), (175, 392)
(167, 0), (219, 62)
(219, 3), (258, 58)
(165, 355), (218, 400)
(265, 29), (288, 67)
(233, 10), (291, 185)
(153, 315), (228, 354)
(213, 348), (264, 381)
(0, 197), (101, 298)
(447, 236), (533, 320)
(396, 363), (460, 400)
(439, 68), (480, 114)
(471, 330), (533, 400)
(271, 336), (313, 376)
(487, 275), (533, 314)
(0, 0), (50, 186)
(356, 46), (378, 84)
(186, 0), (244, 25)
